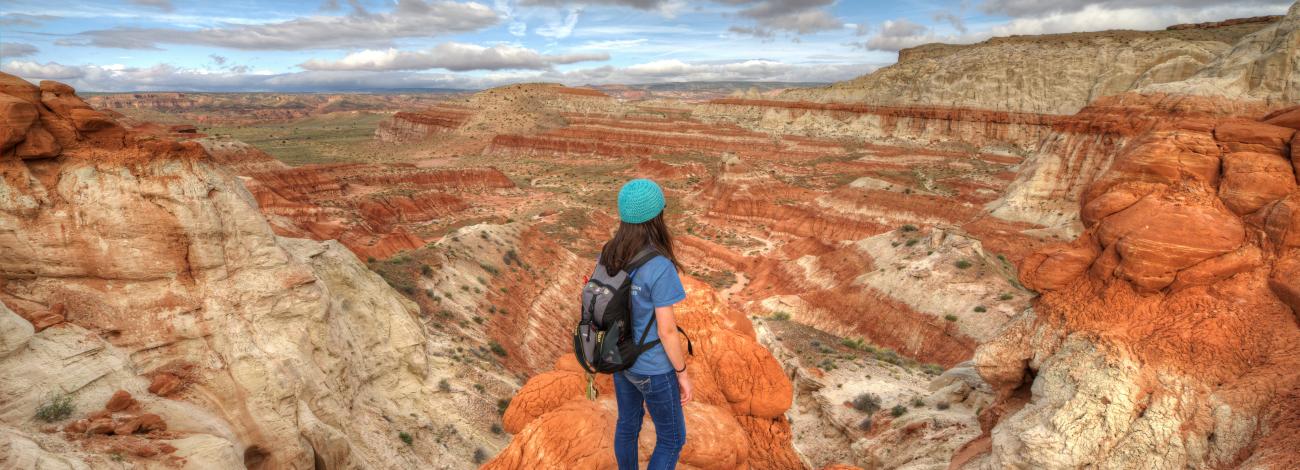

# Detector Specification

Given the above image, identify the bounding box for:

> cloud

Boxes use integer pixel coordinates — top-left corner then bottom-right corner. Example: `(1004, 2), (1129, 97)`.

(519, 0), (670, 9)
(65, 0), (500, 50)
(2, 58), (873, 92)
(0, 14), (60, 26)
(129, 0), (175, 12)
(299, 43), (609, 71)
(859, 19), (934, 51)
(729, 25), (776, 39)
(980, 0), (1293, 17)
(522, 0), (843, 35)
(536, 8), (583, 39)
(2, 61), (86, 80)
(209, 54), (227, 65)
(320, 0), (341, 11)
(1, 43), (39, 58)
(932, 11), (968, 33)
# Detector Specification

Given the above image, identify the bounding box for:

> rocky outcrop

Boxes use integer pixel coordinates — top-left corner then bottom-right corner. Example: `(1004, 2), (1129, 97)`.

(486, 277), (804, 470)
(0, 73), (500, 468)
(969, 105), (1300, 468)
(782, 18), (1279, 114)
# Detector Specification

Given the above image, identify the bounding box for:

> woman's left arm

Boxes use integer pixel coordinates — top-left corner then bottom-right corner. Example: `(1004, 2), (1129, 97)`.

(655, 306), (693, 404)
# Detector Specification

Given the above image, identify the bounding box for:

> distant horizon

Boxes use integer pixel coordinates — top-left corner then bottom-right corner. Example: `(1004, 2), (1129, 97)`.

(1, 0), (1292, 93)
(63, 79), (831, 95)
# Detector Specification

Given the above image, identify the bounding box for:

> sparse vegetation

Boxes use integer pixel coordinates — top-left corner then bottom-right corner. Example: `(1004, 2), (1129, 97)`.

(944, 314), (958, 322)
(955, 259), (973, 269)
(35, 394), (74, 422)
(999, 293), (1014, 301)
(497, 398), (512, 415)
(398, 431), (413, 445)
(911, 397), (925, 408)
(857, 417), (873, 431)
(474, 448), (488, 464)
(770, 311), (791, 321)
(922, 363), (945, 376)
(438, 378), (451, 392)
(937, 402), (950, 410)
(900, 224), (918, 232)
(489, 341), (508, 357)
(851, 393), (881, 414)
(891, 405), (908, 417)
(905, 238), (919, 247)
(491, 423), (504, 434)
(974, 305), (987, 312)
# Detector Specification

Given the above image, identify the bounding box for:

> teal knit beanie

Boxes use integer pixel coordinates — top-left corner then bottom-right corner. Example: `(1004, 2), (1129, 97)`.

(617, 179), (665, 224)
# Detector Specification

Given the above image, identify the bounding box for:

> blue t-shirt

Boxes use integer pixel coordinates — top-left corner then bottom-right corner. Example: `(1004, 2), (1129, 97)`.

(626, 256), (687, 375)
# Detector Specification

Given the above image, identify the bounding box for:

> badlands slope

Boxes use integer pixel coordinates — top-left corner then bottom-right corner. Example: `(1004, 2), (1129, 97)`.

(4, 3), (1299, 469)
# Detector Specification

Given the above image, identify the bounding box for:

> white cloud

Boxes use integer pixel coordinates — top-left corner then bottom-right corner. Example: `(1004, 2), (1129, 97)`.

(299, 43), (608, 71)
(536, 8), (583, 39)
(980, 0), (1293, 17)
(66, 0), (500, 50)
(3, 61), (87, 80)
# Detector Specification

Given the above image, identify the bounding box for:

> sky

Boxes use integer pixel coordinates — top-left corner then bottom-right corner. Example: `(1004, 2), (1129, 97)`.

(0, 0), (1293, 92)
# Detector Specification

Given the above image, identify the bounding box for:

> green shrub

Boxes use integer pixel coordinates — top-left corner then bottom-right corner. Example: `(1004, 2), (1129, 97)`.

(890, 405), (908, 417)
(911, 397), (925, 408)
(479, 263), (500, 276)
(771, 311), (791, 321)
(398, 431), (413, 445)
(489, 341), (507, 357)
(900, 224), (918, 232)
(944, 314), (958, 322)
(851, 393), (881, 414)
(922, 363), (945, 376)
(905, 238), (919, 247)
(420, 265), (433, 276)
(955, 260), (973, 269)
(999, 293), (1014, 301)
(497, 398), (512, 415)
(35, 395), (74, 422)
(438, 379), (451, 392)
(474, 383), (485, 393)
(473, 448), (488, 464)
(841, 337), (868, 350)
(974, 305), (987, 313)
(937, 402), (950, 410)
(490, 423), (504, 434)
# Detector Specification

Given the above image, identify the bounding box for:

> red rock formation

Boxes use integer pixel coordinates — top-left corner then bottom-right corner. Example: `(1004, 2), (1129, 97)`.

(486, 277), (803, 469)
(973, 105), (1300, 468)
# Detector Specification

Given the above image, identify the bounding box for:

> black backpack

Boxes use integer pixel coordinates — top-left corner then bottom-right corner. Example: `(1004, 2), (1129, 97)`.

(575, 247), (693, 374)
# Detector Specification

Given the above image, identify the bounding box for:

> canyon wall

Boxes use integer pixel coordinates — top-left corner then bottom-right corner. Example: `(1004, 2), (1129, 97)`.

(781, 17), (1279, 115)
(0, 73), (501, 468)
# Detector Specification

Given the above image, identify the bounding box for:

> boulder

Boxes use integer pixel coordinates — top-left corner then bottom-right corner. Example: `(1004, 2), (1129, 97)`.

(1218, 151), (1296, 214)
(105, 390), (138, 412)
(1271, 252), (1300, 317)
(0, 93), (38, 152)
(1214, 120), (1296, 154)
(1263, 192), (1300, 249)
(1019, 235), (1100, 292)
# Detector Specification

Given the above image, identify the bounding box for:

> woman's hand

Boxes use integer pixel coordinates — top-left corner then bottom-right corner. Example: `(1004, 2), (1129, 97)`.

(677, 371), (693, 404)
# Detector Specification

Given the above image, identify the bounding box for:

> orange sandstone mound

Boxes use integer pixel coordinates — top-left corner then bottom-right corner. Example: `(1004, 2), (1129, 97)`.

(485, 277), (804, 470)
(969, 103), (1300, 468)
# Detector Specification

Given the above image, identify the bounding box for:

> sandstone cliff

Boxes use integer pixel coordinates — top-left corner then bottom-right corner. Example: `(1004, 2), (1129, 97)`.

(485, 277), (804, 470)
(966, 101), (1300, 468)
(781, 17), (1279, 114)
(0, 73), (502, 468)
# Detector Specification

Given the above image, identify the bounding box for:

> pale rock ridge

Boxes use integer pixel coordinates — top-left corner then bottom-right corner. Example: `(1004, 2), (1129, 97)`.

(1140, 2), (1300, 106)
(780, 20), (1276, 114)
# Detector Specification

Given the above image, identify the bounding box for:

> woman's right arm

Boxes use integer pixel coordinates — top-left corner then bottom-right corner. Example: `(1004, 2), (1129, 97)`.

(654, 305), (693, 404)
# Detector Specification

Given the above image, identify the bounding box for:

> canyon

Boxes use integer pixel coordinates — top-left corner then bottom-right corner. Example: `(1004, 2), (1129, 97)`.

(2, 3), (1299, 470)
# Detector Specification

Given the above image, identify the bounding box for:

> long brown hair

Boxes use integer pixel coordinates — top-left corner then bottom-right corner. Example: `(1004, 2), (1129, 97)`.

(600, 212), (679, 273)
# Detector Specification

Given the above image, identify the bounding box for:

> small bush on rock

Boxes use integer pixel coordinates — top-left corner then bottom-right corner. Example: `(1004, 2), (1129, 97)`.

(852, 393), (881, 414)
(35, 395), (74, 422)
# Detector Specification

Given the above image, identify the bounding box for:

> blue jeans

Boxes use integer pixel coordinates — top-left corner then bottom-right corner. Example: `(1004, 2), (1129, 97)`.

(613, 370), (686, 470)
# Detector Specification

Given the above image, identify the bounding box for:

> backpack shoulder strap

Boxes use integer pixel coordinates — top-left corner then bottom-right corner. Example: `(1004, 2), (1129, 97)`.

(622, 247), (660, 275)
